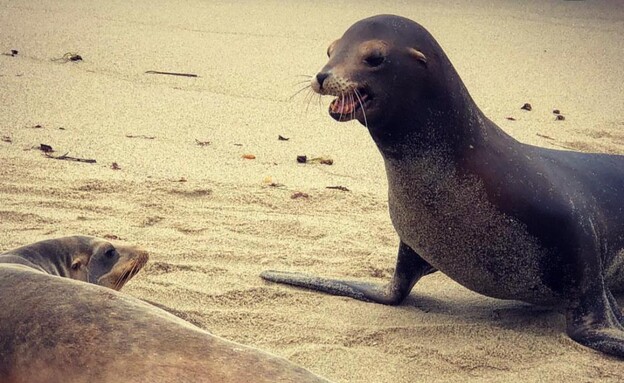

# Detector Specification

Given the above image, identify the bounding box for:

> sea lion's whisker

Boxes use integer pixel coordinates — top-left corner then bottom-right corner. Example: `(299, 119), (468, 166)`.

(292, 79), (312, 86)
(304, 88), (316, 114)
(354, 88), (368, 129)
(289, 84), (312, 101)
(349, 93), (355, 122)
(115, 262), (135, 290)
(338, 93), (345, 121)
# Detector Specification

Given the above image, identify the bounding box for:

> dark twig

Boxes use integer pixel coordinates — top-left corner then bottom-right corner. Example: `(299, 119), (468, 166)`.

(145, 71), (198, 78)
(326, 186), (350, 192)
(126, 134), (155, 139)
(45, 152), (96, 163)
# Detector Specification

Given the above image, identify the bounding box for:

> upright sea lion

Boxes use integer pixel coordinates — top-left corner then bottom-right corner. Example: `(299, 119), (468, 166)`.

(0, 237), (332, 382)
(261, 14), (624, 357)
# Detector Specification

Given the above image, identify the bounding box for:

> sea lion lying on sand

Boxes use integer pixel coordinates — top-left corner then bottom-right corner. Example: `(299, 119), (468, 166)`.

(1, 236), (332, 383)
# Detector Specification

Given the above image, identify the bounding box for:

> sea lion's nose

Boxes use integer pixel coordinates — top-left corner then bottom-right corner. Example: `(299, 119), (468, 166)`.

(316, 72), (329, 88)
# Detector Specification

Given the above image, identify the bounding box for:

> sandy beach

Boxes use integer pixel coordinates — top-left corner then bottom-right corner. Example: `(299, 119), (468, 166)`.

(1, 0), (624, 381)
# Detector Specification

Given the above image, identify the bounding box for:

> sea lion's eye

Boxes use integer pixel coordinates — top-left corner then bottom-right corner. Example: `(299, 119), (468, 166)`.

(105, 248), (117, 258)
(364, 53), (385, 67)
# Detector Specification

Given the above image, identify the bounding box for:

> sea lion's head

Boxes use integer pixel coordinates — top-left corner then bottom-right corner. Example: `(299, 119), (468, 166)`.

(311, 15), (457, 138)
(65, 236), (149, 290)
(9, 236), (150, 290)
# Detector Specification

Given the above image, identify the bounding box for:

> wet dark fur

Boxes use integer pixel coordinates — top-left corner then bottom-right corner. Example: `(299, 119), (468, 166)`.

(262, 14), (624, 357)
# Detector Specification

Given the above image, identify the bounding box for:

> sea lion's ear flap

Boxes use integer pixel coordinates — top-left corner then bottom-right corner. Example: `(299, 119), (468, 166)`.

(327, 40), (338, 57)
(71, 259), (82, 270)
(70, 253), (89, 270)
(408, 48), (427, 65)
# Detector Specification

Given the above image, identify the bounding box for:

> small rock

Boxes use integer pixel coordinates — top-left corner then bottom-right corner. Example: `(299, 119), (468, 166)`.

(296, 155), (307, 163)
(520, 103), (532, 111)
(39, 144), (54, 153)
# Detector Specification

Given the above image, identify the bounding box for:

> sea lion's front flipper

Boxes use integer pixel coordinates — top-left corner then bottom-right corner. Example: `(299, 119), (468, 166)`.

(261, 242), (436, 305)
(566, 285), (624, 357)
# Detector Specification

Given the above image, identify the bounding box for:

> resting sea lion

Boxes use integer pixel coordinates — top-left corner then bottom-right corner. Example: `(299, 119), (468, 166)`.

(0, 236), (332, 383)
(0, 235), (148, 290)
(261, 14), (624, 357)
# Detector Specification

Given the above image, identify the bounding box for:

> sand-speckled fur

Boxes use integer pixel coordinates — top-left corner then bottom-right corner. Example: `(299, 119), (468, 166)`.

(262, 14), (624, 358)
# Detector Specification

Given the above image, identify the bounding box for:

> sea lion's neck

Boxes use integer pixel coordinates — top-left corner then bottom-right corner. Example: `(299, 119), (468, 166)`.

(368, 63), (516, 161)
(0, 241), (74, 277)
(370, 94), (515, 163)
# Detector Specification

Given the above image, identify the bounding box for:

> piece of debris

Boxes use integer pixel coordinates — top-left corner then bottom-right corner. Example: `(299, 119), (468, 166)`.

(38, 144), (54, 153)
(1, 136), (12, 143)
(195, 139), (210, 147)
(111, 162), (121, 170)
(52, 52), (83, 63)
(58, 127), (65, 130)
(505, 116), (516, 121)
(126, 134), (155, 139)
(553, 109), (561, 115)
(520, 103), (532, 111)
(102, 234), (121, 240)
(234, 143), (243, 147)
(309, 156), (334, 165)
(555, 115), (565, 121)
(2, 49), (18, 57)
(278, 135), (290, 141)
(326, 186), (350, 192)
(263, 176), (284, 188)
(45, 152), (96, 163)
(296, 155), (307, 163)
(174, 177), (187, 182)
(145, 70), (199, 78)
(242, 154), (256, 160)
(27, 124), (44, 129)
(536, 133), (555, 140)
(291, 192), (309, 199)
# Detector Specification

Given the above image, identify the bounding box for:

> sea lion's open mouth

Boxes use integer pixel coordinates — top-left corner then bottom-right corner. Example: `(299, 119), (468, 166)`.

(328, 88), (371, 122)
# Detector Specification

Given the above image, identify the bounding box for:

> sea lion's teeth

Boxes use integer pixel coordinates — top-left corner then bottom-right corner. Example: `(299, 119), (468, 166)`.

(330, 97), (357, 114)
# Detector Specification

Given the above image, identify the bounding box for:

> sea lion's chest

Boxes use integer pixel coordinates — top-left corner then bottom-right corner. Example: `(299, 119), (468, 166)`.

(385, 157), (559, 304)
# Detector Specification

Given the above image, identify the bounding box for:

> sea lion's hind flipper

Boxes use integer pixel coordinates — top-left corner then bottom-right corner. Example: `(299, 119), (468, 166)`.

(260, 242), (436, 305)
(566, 287), (624, 357)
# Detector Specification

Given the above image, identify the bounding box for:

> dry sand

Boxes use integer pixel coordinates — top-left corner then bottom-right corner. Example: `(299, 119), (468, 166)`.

(1, 0), (624, 381)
